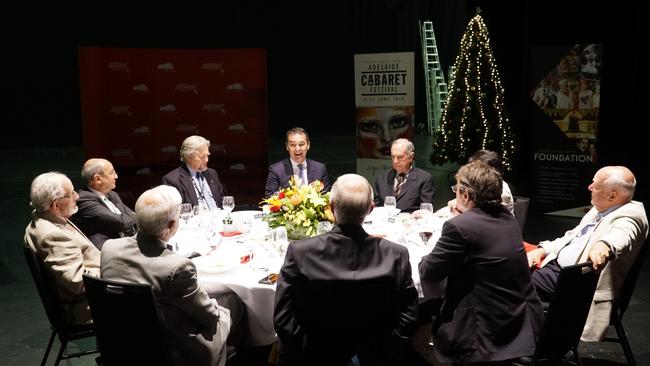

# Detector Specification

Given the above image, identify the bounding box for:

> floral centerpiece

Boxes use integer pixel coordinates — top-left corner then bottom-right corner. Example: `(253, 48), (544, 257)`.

(260, 177), (334, 240)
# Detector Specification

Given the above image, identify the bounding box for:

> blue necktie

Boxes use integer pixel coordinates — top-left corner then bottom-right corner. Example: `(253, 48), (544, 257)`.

(298, 164), (307, 186)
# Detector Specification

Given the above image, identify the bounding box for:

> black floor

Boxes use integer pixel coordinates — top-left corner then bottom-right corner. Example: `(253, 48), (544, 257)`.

(1, 142), (648, 365)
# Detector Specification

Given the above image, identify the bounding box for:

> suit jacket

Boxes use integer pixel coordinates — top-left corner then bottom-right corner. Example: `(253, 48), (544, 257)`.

(71, 187), (137, 250)
(539, 201), (648, 341)
(373, 167), (435, 213)
(162, 165), (224, 208)
(274, 224), (418, 364)
(264, 158), (331, 197)
(101, 233), (231, 366)
(419, 206), (543, 363)
(24, 210), (101, 325)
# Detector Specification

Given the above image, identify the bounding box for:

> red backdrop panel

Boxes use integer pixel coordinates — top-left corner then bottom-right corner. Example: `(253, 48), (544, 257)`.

(79, 47), (268, 207)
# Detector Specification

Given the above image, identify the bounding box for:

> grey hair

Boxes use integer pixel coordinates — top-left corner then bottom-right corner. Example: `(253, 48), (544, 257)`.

(180, 135), (210, 163)
(81, 158), (110, 183)
(329, 174), (373, 225)
(392, 138), (414, 154)
(30, 172), (69, 212)
(135, 185), (182, 238)
(602, 166), (636, 200)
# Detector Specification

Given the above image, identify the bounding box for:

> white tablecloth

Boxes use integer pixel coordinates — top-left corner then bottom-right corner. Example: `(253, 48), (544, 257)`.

(170, 208), (448, 346)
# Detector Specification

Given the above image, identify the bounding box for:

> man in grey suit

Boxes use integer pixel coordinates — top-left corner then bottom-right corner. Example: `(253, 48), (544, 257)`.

(373, 138), (435, 213)
(71, 158), (136, 250)
(264, 127), (331, 197)
(24, 172), (101, 325)
(274, 174), (418, 365)
(101, 185), (231, 366)
(528, 166), (648, 342)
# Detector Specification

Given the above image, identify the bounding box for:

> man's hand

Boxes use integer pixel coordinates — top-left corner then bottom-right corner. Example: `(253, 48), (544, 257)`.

(588, 241), (611, 270)
(527, 248), (545, 268)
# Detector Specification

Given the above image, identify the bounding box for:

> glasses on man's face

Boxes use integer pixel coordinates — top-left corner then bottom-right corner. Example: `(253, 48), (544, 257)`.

(451, 185), (458, 193)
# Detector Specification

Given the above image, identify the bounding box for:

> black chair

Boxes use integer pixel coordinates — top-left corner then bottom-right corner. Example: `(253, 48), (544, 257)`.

(82, 274), (174, 366)
(513, 196), (531, 234)
(288, 276), (400, 366)
(603, 239), (649, 366)
(516, 262), (599, 366)
(22, 246), (98, 366)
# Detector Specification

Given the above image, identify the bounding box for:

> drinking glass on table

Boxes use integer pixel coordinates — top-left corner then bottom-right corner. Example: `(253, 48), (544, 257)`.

(222, 196), (235, 215)
(420, 203), (434, 214)
(180, 203), (192, 225)
(384, 196), (399, 217)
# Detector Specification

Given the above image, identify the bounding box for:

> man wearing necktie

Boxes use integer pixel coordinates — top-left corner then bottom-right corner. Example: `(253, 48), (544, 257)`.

(24, 172), (101, 325)
(264, 127), (331, 197)
(163, 135), (224, 210)
(71, 158), (137, 250)
(373, 138), (435, 213)
(527, 166), (648, 342)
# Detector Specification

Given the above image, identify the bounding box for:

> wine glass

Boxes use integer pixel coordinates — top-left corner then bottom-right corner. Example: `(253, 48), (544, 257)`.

(418, 231), (434, 246)
(420, 203), (434, 214)
(180, 203), (192, 225)
(384, 196), (398, 217)
(222, 196), (235, 215)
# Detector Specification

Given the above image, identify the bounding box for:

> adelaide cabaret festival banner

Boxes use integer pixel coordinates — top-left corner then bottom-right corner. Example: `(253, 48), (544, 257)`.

(79, 47), (268, 206)
(354, 52), (415, 183)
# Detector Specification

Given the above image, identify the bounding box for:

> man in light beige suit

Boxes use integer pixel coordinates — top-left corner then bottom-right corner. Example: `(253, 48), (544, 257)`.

(528, 166), (648, 341)
(101, 185), (231, 366)
(24, 171), (101, 325)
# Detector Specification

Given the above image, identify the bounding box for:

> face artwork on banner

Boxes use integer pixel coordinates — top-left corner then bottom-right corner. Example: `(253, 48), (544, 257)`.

(356, 106), (415, 159)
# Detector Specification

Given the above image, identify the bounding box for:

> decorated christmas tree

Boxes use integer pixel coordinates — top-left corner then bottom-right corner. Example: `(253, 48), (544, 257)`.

(430, 10), (515, 170)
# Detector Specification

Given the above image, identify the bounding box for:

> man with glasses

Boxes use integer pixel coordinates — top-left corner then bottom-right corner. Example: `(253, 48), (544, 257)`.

(71, 158), (136, 250)
(373, 138), (434, 213)
(24, 171), (100, 325)
(163, 135), (224, 210)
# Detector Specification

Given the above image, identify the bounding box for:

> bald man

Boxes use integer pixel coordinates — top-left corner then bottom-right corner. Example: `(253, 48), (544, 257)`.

(528, 166), (648, 342)
(71, 158), (136, 250)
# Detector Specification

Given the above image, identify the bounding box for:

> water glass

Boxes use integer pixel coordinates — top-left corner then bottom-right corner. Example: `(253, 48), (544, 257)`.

(275, 227), (288, 244)
(317, 221), (333, 235)
(420, 203), (434, 214)
(180, 203), (192, 225)
(222, 196), (235, 214)
(384, 196), (398, 217)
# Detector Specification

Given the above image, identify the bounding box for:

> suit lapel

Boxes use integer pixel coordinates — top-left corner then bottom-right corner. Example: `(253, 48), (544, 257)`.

(387, 169), (397, 196)
(180, 166), (199, 204)
(282, 159), (293, 187)
(397, 169), (416, 199)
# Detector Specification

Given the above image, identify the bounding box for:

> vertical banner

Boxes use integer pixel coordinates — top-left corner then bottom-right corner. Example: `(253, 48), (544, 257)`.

(528, 44), (602, 216)
(354, 52), (415, 183)
(79, 47), (268, 207)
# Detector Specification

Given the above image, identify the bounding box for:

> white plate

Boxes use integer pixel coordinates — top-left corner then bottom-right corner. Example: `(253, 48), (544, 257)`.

(193, 255), (239, 274)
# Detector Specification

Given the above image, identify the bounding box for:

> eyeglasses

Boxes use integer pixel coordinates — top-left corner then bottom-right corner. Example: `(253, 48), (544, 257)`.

(451, 185), (458, 193)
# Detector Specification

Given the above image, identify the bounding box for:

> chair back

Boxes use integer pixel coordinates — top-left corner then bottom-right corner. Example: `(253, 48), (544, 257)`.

(513, 196), (530, 233)
(82, 274), (173, 366)
(534, 261), (599, 362)
(294, 276), (397, 360)
(617, 239), (648, 316)
(23, 246), (70, 331)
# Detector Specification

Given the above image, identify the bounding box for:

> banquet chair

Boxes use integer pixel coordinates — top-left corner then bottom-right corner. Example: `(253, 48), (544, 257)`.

(82, 274), (174, 366)
(290, 276), (399, 366)
(22, 246), (98, 366)
(513, 196), (530, 234)
(601, 239), (649, 366)
(514, 261), (599, 366)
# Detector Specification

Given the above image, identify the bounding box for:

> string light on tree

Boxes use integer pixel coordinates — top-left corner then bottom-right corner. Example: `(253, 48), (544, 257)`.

(430, 9), (516, 170)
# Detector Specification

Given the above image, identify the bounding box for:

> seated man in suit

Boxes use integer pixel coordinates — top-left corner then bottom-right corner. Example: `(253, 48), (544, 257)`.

(274, 173), (418, 366)
(527, 166), (648, 342)
(373, 138), (435, 213)
(24, 172), (101, 325)
(264, 127), (331, 197)
(163, 135), (224, 210)
(71, 158), (136, 250)
(419, 161), (543, 364)
(101, 185), (231, 366)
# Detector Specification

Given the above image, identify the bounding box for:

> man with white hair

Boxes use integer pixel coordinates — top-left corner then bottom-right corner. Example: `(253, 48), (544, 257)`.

(163, 135), (225, 210)
(373, 138), (435, 213)
(528, 165), (648, 341)
(24, 171), (101, 325)
(274, 173), (418, 365)
(101, 185), (231, 366)
(71, 158), (136, 249)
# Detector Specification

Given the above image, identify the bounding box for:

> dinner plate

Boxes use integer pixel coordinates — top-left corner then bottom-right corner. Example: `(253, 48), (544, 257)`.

(193, 255), (239, 274)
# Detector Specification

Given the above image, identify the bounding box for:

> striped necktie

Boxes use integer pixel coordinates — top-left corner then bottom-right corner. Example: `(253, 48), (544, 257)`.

(395, 173), (406, 195)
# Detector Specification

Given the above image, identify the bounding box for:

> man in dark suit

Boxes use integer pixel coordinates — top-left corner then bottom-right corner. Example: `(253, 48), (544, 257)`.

(373, 138), (435, 213)
(419, 162), (543, 364)
(71, 158), (136, 250)
(274, 173), (418, 366)
(163, 135), (224, 209)
(101, 185), (231, 366)
(264, 127), (331, 197)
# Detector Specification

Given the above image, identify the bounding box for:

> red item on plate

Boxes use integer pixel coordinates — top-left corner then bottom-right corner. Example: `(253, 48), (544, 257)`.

(219, 231), (242, 237)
